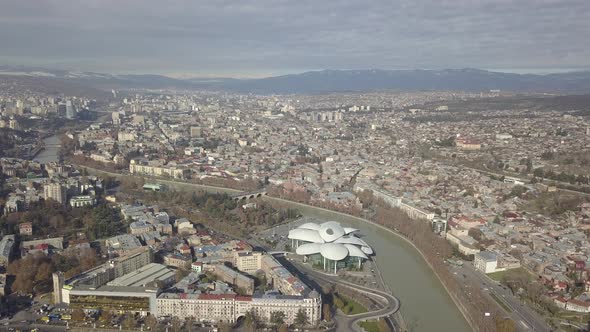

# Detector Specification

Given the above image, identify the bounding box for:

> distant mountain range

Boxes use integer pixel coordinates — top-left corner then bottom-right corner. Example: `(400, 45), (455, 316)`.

(1, 65), (590, 94)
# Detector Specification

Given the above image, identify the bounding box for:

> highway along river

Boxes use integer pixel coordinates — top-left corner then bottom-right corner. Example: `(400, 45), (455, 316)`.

(82, 172), (472, 332)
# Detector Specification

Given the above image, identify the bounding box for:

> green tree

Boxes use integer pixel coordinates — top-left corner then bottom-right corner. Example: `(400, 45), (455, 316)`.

(99, 310), (112, 323)
(122, 314), (136, 330)
(144, 315), (158, 331)
(270, 311), (286, 326)
(71, 309), (85, 322)
(184, 316), (195, 332)
(244, 310), (258, 331)
(495, 317), (516, 332)
(294, 308), (308, 327)
(171, 316), (182, 332)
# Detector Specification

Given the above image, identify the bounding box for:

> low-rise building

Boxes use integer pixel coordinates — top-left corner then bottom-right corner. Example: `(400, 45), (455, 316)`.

(474, 251), (498, 273)
(69, 195), (96, 208)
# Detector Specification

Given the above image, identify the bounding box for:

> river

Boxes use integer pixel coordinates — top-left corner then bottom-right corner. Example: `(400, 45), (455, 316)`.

(33, 134), (61, 163)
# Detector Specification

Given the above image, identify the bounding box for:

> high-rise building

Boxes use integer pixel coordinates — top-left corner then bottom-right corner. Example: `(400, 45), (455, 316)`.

(53, 272), (65, 304)
(44, 183), (67, 205)
(66, 100), (76, 119)
(112, 112), (121, 126)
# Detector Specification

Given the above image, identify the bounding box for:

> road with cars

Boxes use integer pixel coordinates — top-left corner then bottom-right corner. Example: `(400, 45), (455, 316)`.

(450, 262), (550, 331)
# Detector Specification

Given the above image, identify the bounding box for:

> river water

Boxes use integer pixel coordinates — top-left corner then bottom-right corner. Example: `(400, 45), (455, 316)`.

(33, 134), (61, 163)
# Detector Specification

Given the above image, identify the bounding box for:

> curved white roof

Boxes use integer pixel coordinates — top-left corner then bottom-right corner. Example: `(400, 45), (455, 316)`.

(320, 243), (349, 261)
(288, 228), (325, 243)
(334, 235), (368, 247)
(343, 227), (358, 234)
(290, 221), (373, 260)
(361, 246), (374, 255)
(298, 222), (321, 231)
(296, 243), (322, 255)
(343, 244), (368, 259)
(318, 221), (345, 242)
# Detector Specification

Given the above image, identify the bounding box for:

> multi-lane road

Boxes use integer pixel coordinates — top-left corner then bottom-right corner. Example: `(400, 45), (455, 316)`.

(291, 260), (401, 332)
(450, 262), (550, 331)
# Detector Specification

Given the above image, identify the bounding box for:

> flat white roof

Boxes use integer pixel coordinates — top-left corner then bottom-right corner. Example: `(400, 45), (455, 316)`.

(107, 263), (174, 287)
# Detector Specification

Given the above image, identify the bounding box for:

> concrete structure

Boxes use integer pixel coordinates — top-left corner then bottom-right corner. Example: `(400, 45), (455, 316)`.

(58, 247), (156, 315)
(129, 220), (154, 235)
(206, 264), (255, 295)
(52, 272), (65, 304)
(191, 261), (203, 273)
(156, 291), (321, 326)
(162, 253), (191, 269)
(69, 195), (96, 207)
(107, 263), (175, 287)
(474, 251), (498, 273)
(19, 222), (33, 236)
(129, 159), (189, 179)
(106, 234), (142, 254)
(231, 190), (267, 202)
(44, 182), (67, 205)
(234, 251), (263, 274)
(446, 231), (480, 256)
(0, 235), (16, 266)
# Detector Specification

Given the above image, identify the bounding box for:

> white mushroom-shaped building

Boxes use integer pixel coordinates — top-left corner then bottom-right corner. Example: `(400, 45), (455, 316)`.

(288, 221), (373, 273)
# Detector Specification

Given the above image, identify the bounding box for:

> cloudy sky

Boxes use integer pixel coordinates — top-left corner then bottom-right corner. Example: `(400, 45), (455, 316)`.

(0, 0), (588, 77)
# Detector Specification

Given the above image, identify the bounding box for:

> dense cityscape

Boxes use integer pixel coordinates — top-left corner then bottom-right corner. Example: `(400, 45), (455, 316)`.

(1, 1), (590, 332)
(0, 82), (589, 332)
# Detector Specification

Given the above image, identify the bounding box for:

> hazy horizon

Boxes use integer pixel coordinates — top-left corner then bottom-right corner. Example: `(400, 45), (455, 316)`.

(1, 0), (589, 77)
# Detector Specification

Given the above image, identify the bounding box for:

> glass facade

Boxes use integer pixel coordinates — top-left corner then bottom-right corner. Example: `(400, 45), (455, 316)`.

(306, 253), (364, 273)
(69, 294), (150, 312)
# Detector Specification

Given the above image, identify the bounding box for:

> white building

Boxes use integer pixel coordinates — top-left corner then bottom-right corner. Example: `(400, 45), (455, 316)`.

(288, 220), (373, 274)
(44, 183), (67, 205)
(69, 195), (96, 208)
(474, 251), (498, 273)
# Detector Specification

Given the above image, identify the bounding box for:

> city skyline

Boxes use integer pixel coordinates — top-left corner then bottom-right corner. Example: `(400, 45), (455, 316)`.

(0, 0), (588, 77)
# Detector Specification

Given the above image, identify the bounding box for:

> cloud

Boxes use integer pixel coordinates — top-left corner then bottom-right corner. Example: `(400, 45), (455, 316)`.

(0, 0), (588, 75)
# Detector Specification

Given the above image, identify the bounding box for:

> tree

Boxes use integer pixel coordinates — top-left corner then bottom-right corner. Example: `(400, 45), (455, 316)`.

(278, 323), (289, 332)
(184, 316), (195, 332)
(294, 308), (308, 327)
(493, 215), (501, 224)
(270, 311), (286, 326)
(122, 314), (137, 330)
(495, 317), (516, 332)
(322, 303), (332, 321)
(71, 309), (85, 322)
(244, 310), (258, 331)
(144, 315), (158, 331)
(218, 322), (232, 332)
(171, 316), (182, 332)
(99, 310), (112, 323)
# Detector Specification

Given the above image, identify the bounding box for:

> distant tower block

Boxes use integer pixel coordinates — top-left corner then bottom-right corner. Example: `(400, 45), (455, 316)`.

(52, 272), (65, 304)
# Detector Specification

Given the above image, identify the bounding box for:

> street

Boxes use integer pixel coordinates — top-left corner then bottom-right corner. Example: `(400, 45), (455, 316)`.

(450, 262), (550, 331)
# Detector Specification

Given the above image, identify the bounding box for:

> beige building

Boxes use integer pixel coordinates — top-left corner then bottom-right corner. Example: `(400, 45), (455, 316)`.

(234, 251), (263, 274)
(129, 159), (189, 179)
(44, 183), (67, 205)
(156, 291), (321, 326)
